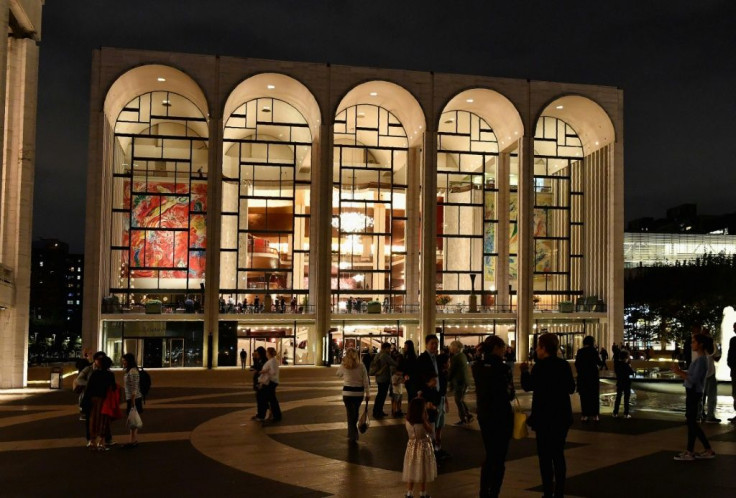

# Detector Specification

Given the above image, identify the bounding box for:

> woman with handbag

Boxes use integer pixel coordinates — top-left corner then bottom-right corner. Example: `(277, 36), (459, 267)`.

(471, 335), (514, 498)
(122, 353), (143, 448)
(83, 354), (116, 451)
(337, 348), (370, 443)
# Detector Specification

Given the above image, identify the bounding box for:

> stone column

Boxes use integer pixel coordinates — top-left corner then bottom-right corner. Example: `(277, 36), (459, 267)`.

(516, 136), (533, 361)
(405, 146), (421, 344)
(204, 113), (223, 367)
(311, 124), (333, 365)
(0, 36), (39, 387)
(609, 130), (624, 348)
(420, 130), (437, 348)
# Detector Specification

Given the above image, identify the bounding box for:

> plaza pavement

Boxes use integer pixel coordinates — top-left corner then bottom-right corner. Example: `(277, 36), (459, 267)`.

(1, 367), (735, 497)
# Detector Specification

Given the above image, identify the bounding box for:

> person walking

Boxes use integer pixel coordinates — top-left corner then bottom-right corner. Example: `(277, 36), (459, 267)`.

(121, 353), (143, 448)
(336, 348), (370, 443)
(448, 340), (473, 425)
(520, 333), (576, 498)
(251, 346), (267, 392)
(472, 335), (514, 498)
(612, 350), (633, 418)
(599, 347), (609, 370)
(672, 333), (716, 460)
(574, 335), (603, 421)
(257, 347), (282, 422)
(402, 398), (437, 498)
(240, 349), (247, 370)
(370, 342), (397, 419)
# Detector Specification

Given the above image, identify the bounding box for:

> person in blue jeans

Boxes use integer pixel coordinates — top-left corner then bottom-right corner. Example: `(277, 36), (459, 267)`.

(672, 333), (716, 461)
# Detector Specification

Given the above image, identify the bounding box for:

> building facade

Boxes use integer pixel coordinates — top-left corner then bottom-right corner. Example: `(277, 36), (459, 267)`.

(29, 239), (84, 363)
(625, 232), (736, 268)
(0, 0), (43, 387)
(84, 48), (624, 367)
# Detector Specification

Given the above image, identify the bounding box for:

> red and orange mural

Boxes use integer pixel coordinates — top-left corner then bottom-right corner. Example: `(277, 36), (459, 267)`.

(122, 180), (207, 279)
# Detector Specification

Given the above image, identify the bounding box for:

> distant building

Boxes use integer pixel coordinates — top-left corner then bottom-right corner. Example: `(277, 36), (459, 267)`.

(628, 204), (736, 235)
(29, 239), (84, 361)
(0, 1), (44, 387)
(624, 232), (736, 268)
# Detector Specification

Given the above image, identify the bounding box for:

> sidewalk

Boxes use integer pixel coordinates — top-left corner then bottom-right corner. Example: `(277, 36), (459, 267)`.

(1, 367), (734, 497)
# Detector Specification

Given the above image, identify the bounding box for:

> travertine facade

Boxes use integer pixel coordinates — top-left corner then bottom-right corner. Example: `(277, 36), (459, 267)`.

(85, 48), (623, 368)
(0, 0), (43, 387)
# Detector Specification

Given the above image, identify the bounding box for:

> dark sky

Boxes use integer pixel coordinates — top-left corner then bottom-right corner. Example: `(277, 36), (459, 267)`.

(34, 0), (736, 252)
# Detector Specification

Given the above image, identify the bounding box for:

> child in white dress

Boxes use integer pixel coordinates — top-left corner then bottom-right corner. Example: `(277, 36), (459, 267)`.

(402, 398), (437, 498)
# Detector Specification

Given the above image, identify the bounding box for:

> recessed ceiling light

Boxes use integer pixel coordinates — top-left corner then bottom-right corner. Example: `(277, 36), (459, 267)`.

(357, 112), (366, 118)
(262, 106), (271, 113)
(267, 84), (275, 90)
(556, 105), (564, 110)
(466, 98), (474, 103)
(157, 77), (166, 82)
(369, 92), (378, 96)
(162, 100), (171, 107)
(514, 131), (518, 135)
(595, 141), (599, 145)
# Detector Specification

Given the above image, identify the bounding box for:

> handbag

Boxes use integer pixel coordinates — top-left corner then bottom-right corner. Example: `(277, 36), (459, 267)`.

(127, 405), (143, 429)
(358, 399), (370, 433)
(512, 397), (528, 440)
(101, 385), (123, 420)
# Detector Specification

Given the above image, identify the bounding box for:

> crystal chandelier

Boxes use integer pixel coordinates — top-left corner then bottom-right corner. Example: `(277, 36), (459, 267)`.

(332, 212), (374, 233)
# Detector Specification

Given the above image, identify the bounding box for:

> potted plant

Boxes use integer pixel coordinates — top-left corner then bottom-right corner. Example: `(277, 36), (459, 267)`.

(436, 295), (452, 306)
(145, 299), (162, 314)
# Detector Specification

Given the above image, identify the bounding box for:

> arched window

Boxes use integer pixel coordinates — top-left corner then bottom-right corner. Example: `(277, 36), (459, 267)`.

(109, 91), (209, 306)
(332, 104), (408, 309)
(532, 116), (584, 305)
(436, 110), (499, 305)
(220, 98), (312, 309)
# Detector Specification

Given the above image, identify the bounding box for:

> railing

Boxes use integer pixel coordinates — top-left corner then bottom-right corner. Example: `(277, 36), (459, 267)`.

(332, 303), (421, 314)
(220, 304), (315, 315)
(436, 304), (516, 314)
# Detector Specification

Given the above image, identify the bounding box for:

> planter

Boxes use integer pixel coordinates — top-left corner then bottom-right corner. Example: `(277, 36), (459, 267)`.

(366, 301), (382, 314)
(558, 301), (574, 313)
(145, 302), (162, 314)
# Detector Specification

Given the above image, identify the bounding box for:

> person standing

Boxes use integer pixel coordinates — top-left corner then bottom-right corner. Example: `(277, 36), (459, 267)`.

(729, 324), (736, 424)
(371, 342), (397, 419)
(121, 353), (143, 448)
(401, 340), (419, 402)
(336, 348), (370, 443)
(240, 349), (247, 370)
(672, 333), (716, 460)
(574, 335), (603, 421)
(702, 336), (720, 423)
(599, 347), (609, 370)
(402, 398), (437, 498)
(447, 340), (473, 425)
(83, 354), (116, 451)
(472, 336), (514, 498)
(520, 333), (576, 498)
(613, 351), (633, 418)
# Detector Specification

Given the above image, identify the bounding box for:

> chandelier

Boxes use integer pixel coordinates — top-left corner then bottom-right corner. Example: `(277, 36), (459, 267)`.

(332, 212), (374, 233)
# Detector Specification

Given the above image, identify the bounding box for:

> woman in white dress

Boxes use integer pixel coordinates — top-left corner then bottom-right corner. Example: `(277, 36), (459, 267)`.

(402, 397), (437, 498)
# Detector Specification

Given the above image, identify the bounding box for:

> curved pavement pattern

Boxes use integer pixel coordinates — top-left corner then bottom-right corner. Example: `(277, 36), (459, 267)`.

(1, 367), (735, 497)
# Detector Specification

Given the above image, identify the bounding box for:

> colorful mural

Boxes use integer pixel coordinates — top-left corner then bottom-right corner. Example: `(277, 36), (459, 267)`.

(123, 180), (207, 279)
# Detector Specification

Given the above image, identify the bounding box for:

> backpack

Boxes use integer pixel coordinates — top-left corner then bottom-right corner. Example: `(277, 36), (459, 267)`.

(138, 367), (151, 399)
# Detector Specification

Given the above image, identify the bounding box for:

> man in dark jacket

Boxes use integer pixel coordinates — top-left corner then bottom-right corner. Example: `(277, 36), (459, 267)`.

(473, 335), (514, 498)
(521, 333), (575, 498)
(574, 335), (603, 421)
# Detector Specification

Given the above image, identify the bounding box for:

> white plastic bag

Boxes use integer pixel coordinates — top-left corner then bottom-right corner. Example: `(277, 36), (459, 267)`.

(127, 406), (143, 430)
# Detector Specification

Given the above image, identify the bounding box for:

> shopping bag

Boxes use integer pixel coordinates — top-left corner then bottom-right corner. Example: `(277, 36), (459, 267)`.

(127, 406), (143, 430)
(513, 398), (528, 440)
(358, 399), (370, 433)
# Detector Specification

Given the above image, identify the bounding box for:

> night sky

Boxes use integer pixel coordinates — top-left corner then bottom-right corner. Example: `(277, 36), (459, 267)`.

(33, 0), (736, 252)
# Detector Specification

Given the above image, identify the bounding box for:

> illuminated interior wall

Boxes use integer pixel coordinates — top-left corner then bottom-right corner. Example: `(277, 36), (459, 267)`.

(436, 110), (500, 306)
(219, 98), (312, 307)
(332, 104), (408, 309)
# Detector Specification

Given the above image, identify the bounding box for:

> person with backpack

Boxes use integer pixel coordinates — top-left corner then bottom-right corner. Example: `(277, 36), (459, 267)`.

(122, 353), (143, 448)
(371, 342), (397, 419)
